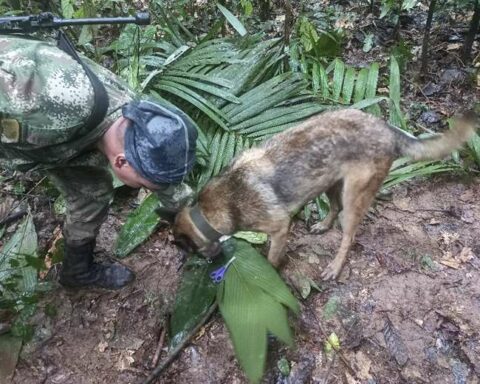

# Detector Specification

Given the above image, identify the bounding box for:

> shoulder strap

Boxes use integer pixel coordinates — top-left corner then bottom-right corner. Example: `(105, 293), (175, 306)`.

(56, 30), (109, 132)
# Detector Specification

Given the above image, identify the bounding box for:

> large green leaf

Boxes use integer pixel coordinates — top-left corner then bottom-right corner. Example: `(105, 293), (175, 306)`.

(218, 239), (299, 383)
(0, 212), (38, 297)
(114, 193), (161, 258)
(220, 266), (267, 384)
(223, 240), (299, 313)
(233, 231), (268, 244)
(169, 256), (217, 348)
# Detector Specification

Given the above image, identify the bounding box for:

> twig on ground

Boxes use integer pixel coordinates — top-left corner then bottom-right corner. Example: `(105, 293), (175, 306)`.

(142, 303), (218, 384)
(2, 176), (47, 219)
(150, 322), (168, 369)
(0, 207), (28, 226)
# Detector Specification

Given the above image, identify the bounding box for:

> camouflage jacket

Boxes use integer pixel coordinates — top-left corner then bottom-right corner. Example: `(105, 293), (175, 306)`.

(0, 34), (135, 171)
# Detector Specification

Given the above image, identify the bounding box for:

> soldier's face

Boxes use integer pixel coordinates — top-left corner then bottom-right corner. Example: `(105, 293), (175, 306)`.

(111, 154), (161, 191)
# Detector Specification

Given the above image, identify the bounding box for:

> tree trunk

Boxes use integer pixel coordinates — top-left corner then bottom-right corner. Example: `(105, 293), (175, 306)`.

(283, 0), (294, 70)
(420, 0), (437, 75)
(283, 0), (294, 46)
(259, 0), (270, 21)
(463, 0), (480, 62)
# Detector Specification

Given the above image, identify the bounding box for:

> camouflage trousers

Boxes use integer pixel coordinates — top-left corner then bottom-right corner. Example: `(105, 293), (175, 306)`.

(45, 153), (114, 246)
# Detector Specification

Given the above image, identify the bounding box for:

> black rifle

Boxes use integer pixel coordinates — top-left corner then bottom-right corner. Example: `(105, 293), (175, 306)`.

(0, 11), (150, 33)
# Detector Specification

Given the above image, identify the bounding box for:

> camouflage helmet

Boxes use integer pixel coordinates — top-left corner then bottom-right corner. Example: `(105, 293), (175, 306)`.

(0, 35), (132, 147)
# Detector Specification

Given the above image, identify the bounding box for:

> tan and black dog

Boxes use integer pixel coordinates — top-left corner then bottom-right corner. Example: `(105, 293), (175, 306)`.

(173, 109), (475, 280)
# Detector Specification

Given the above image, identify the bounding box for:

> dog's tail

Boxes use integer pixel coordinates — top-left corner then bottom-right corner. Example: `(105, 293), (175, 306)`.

(393, 115), (477, 161)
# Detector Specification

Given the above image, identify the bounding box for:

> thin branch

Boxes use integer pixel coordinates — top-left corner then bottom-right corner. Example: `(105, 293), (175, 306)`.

(420, 0), (437, 75)
(1, 176), (46, 223)
(142, 303), (218, 384)
(463, 0), (480, 62)
(150, 322), (167, 369)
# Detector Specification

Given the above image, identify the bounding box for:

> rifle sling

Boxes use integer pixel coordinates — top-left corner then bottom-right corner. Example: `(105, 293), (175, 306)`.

(56, 30), (109, 135)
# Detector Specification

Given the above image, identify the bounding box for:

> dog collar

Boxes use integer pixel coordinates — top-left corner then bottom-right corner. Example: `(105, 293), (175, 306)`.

(189, 205), (223, 242)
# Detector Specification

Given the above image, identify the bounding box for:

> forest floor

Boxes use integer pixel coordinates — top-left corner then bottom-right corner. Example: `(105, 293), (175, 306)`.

(9, 176), (480, 384)
(2, 1), (480, 383)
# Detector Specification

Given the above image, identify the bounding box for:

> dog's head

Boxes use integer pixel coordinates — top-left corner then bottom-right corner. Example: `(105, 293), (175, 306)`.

(173, 207), (223, 260)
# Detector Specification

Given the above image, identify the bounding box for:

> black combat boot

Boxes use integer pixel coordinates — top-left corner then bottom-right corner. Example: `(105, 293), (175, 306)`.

(59, 240), (135, 289)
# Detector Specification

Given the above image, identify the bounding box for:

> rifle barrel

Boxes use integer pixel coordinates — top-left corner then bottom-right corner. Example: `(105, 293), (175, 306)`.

(52, 13), (150, 26)
(0, 11), (150, 31)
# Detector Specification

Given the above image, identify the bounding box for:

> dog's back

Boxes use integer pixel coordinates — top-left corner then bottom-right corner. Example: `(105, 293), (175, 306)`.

(227, 108), (474, 213)
(228, 109), (395, 212)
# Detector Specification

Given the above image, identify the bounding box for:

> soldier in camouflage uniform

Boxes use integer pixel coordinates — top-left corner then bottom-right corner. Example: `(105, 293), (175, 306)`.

(0, 35), (197, 289)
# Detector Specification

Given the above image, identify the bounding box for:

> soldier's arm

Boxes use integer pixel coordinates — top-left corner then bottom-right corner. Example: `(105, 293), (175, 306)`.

(155, 183), (194, 223)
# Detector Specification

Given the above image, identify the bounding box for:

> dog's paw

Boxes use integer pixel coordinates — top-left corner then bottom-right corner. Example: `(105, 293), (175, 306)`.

(321, 262), (342, 281)
(309, 222), (331, 234)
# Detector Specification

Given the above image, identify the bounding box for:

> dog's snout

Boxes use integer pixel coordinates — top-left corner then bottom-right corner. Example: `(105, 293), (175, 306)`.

(200, 241), (223, 260)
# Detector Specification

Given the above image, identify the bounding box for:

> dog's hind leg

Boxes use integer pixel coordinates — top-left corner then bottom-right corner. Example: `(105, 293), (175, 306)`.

(309, 181), (342, 234)
(321, 160), (391, 280)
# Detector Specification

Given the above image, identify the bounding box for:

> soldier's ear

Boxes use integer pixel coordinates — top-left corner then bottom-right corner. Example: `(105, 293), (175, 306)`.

(113, 154), (128, 169)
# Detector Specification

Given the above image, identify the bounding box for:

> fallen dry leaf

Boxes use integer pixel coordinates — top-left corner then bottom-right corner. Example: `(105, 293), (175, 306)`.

(97, 341), (108, 353)
(344, 372), (360, 384)
(0, 198), (13, 223)
(39, 226), (63, 280)
(116, 350), (135, 371)
(460, 210), (475, 224)
(439, 258), (461, 269)
(458, 247), (474, 263)
(440, 231), (460, 246)
(355, 351), (372, 380)
(446, 43), (462, 51)
(383, 318), (409, 367)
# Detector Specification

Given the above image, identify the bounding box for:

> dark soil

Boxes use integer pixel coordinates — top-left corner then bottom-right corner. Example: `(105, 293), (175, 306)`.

(10, 176), (480, 384)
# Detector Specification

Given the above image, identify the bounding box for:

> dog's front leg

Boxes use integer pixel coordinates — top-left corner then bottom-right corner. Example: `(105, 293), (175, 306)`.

(267, 223), (290, 268)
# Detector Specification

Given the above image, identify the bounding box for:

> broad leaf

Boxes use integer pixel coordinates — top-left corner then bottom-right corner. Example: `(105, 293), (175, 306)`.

(0, 212), (38, 297)
(233, 231), (268, 244)
(218, 239), (299, 383)
(114, 193), (161, 258)
(169, 256), (217, 348)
